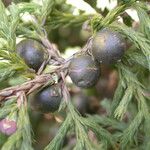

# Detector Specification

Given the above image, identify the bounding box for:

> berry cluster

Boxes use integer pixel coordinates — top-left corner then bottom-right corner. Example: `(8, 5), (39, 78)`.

(69, 28), (126, 88)
(16, 28), (126, 114)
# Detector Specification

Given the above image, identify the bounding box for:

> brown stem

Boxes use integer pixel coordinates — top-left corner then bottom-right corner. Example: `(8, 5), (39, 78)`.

(0, 74), (54, 101)
(40, 36), (65, 64)
(0, 36), (92, 102)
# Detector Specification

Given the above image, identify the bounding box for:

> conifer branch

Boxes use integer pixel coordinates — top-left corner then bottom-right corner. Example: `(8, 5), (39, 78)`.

(1, 92), (33, 150)
(90, 0), (136, 32)
(0, 74), (54, 101)
(45, 10), (89, 29)
(0, 0), (150, 149)
(44, 114), (72, 150)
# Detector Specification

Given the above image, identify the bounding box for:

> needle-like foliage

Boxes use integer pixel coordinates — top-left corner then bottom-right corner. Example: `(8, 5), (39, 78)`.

(0, 0), (150, 150)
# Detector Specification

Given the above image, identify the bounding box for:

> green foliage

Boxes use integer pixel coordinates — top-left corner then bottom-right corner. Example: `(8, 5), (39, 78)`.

(39, 0), (55, 25)
(114, 86), (133, 120)
(1, 98), (33, 150)
(91, 0), (136, 32)
(0, 99), (17, 119)
(0, 0), (150, 150)
(45, 10), (89, 29)
(133, 2), (150, 39)
(45, 115), (72, 150)
(120, 111), (143, 149)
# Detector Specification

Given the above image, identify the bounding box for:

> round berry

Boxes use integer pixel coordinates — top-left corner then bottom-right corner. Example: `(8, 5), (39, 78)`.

(92, 28), (126, 64)
(16, 39), (45, 71)
(69, 55), (100, 88)
(30, 84), (62, 113)
(0, 119), (17, 135)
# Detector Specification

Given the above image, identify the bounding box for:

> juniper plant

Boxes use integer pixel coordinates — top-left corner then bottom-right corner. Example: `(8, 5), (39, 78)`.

(0, 0), (150, 150)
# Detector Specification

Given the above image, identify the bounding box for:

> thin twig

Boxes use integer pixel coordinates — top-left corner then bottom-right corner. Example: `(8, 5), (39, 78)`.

(0, 74), (54, 101)
(0, 36), (92, 102)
